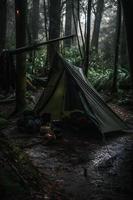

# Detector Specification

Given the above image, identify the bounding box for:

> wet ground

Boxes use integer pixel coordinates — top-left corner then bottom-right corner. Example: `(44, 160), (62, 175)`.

(3, 125), (133, 200)
(1, 99), (133, 200)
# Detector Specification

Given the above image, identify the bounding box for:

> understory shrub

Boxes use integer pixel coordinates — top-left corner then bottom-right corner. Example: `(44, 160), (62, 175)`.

(88, 67), (130, 92)
(64, 47), (82, 66)
(26, 49), (47, 74)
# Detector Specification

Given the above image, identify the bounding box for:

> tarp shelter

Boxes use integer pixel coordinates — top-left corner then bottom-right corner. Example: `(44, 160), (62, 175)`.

(34, 53), (128, 134)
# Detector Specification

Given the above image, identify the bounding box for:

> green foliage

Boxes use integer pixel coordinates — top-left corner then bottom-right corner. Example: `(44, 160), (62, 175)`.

(88, 66), (130, 91)
(90, 50), (113, 69)
(26, 49), (47, 74)
(85, 50), (130, 92)
(64, 47), (82, 66)
(63, 47), (130, 93)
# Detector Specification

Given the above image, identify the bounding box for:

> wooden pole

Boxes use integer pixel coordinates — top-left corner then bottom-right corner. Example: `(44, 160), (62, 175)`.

(9, 35), (75, 55)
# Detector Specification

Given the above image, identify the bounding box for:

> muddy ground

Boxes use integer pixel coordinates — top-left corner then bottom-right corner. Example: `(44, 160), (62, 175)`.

(1, 102), (133, 200)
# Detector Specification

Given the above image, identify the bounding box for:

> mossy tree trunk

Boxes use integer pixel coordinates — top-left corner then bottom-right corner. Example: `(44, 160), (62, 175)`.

(15, 0), (27, 111)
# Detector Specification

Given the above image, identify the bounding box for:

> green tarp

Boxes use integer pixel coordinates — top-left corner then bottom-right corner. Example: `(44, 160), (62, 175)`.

(35, 53), (128, 134)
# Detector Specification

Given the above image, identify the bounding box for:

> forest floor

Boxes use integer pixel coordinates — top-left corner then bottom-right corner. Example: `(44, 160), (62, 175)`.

(0, 99), (133, 200)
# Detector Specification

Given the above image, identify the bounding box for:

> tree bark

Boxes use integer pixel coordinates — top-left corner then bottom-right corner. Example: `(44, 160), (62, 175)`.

(121, 0), (133, 88)
(15, 0), (27, 111)
(120, 12), (128, 68)
(44, 0), (48, 41)
(91, 0), (104, 53)
(71, 0), (79, 46)
(77, 0), (85, 53)
(64, 0), (73, 47)
(32, 0), (40, 42)
(48, 0), (61, 67)
(49, 0), (61, 48)
(0, 0), (7, 53)
(84, 0), (92, 76)
(112, 0), (121, 93)
(72, 0), (83, 59)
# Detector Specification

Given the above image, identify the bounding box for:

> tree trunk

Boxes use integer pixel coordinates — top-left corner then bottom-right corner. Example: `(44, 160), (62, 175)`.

(64, 0), (72, 48)
(49, 0), (61, 48)
(71, 0), (79, 46)
(32, 0), (40, 42)
(77, 0), (85, 53)
(121, 0), (133, 88)
(84, 0), (92, 76)
(44, 0), (48, 41)
(0, 0), (7, 53)
(91, 0), (104, 53)
(48, 0), (61, 67)
(120, 13), (128, 68)
(15, 0), (27, 111)
(72, 0), (83, 59)
(112, 0), (121, 94)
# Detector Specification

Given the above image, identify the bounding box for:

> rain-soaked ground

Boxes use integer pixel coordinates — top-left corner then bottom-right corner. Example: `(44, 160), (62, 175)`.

(3, 124), (133, 200)
(1, 98), (133, 199)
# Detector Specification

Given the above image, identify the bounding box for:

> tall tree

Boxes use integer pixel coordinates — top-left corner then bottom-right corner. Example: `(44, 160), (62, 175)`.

(71, 0), (79, 46)
(72, 0), (83, 59)
(0, 0), (7, 53)
(112, 0), (121, 93)
(91, 0), (104, 53)
(49, 0), (61, 48)
(77, 0), (85, 53)
(120, 15), (128, 67)
(15, 0), (27, 111)
(32, 0), (40, 42)
(84, 0), (92, 76)
(121, 0), (133, 88)
(64, 0), (73, 47)
(48, 0), (61, 66)
(44, 0), (48, 41)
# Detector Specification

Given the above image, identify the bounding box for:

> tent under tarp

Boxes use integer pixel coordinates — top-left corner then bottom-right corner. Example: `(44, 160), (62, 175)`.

(34, 53), (128, 134)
